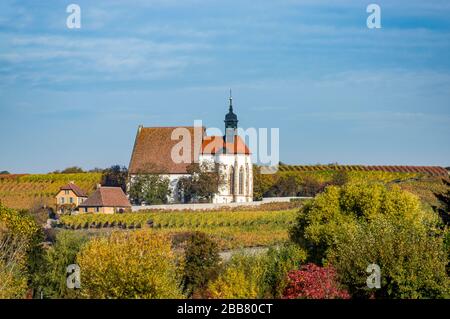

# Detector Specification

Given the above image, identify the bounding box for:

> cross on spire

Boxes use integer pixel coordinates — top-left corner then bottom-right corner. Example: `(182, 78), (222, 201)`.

(229, 88), (233, 112)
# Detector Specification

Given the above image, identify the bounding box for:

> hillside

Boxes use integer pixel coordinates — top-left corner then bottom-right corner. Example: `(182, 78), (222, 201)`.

(0, 173), (102, 210)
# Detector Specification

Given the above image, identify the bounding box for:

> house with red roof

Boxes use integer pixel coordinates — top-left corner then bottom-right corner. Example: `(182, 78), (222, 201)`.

(55, 182), (88, 214)
(78, 186), (131, 214)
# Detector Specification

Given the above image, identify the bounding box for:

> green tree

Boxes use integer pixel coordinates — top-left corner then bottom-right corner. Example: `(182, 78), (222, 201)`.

(260, 244), (306, 298)
(60, 166), (84, 174)
(76, 231), (183, 299)
(129, 174), (170, 205)
(289, 183), (449, 298)
(177, 162), (225, 203)
(101, 165), (128, 192)
(0, 204), (43, 298)
(34, 230), (88, 299)
(328, 214), (449, 298)
(182, 232), (220, 297)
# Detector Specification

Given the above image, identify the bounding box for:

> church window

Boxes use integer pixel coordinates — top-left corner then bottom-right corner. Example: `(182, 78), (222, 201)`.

(239, 166), (244, 195)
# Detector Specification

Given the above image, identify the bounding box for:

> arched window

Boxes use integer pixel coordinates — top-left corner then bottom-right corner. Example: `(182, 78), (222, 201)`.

(229, 166), (235, 195)
(239, 166), (244, 195)
(245, 164), (249, 196)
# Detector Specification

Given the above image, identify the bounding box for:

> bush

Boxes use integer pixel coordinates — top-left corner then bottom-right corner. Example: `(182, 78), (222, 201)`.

(289, 183), (435, 263)
(0, 204), (43, 297)
(289, 183), (449, 299)
(328, 214), (450, 298)
(207, 253), (265, 299)
(182, 232), (220, 297)
(0, 222), (29, 298)
(260, 244), (306, 298)
(35, 230), (88, 298)
(76, 230), (183, 299)
(283, 263), (350, 299)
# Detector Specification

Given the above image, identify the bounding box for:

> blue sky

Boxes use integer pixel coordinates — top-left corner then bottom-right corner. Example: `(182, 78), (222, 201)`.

(0, 0), (449, 173)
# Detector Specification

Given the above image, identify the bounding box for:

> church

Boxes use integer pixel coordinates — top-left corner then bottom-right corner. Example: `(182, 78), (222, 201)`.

(128, 94), (253, 204)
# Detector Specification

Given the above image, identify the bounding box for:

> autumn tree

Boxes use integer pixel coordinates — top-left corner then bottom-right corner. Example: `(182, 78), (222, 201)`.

(177, 162), (225, 203)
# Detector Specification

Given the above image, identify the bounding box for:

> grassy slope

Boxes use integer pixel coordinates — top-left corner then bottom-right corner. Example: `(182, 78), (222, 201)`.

(0, 173), (102, 210)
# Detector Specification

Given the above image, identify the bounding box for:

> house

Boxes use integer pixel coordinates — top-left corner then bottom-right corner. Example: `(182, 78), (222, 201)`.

(56, 182), (88, 214)
(128, 93), (253, 204)
(78, 186), (131, 214)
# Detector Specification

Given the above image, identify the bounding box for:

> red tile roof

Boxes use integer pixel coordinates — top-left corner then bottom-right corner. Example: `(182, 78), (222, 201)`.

(59, 182), (88, 197)
(78, 187), (131, 208)
(201, 135), (251, 155)
(129, 126), (206, 174)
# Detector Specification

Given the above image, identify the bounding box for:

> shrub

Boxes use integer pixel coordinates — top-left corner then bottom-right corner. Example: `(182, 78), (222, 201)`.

(328, 214), (450, 298)
(35, 230), (88, 298)
(289, 183), (435, 263)
(289, 183), (449, 299)
(76, 230), (183, 299)
(207, 253), (265, 299)
(0, 204), (43, 297)
(283, 263), (350, 299)
(0, 222), (29, 298)
(182, 232), (220, 297)
(261, 244), (307, 298)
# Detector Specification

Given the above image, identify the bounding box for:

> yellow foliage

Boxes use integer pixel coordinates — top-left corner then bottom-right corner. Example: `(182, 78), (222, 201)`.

(76, 230), (184, 299)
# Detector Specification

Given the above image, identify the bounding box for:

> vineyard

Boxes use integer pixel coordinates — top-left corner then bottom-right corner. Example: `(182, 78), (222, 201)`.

(0, 173), (102, 210)
(59, 209), (298, 249)
(277, 164), (448, 177)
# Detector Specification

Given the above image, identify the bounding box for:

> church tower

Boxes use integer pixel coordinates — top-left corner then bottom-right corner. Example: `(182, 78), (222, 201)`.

(224, 89), (238, 146)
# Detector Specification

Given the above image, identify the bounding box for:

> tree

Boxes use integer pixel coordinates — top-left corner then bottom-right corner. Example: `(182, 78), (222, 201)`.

(328, 214), (449, 299)
(129, 174), (170, 205)
(101, 165), (128, 192)
(0, 204), (43, 298)
(34, 230), (87, 299)
(283, 263), (350, 299)
(182, 232), (220, 297)
(290, 183), (434, 263)
(76, 231), (183, 299)
(260, 244), (306, 298)
(60, 166), (84, 174)
(0, 222), (28, 298)
(207, 253), (266, 299)
(0, 171), (9, 175)
(289, 183), (449, 299)
(433, 179), (450, 226)
(177, 162), (225, 203)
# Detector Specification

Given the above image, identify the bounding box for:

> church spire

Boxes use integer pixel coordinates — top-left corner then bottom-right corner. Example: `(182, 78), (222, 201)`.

(224, 90), (238, 145)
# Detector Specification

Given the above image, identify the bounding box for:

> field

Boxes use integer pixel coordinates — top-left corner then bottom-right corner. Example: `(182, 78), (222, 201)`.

(58, 209), (299, 250)
(0, 173), (102, 210)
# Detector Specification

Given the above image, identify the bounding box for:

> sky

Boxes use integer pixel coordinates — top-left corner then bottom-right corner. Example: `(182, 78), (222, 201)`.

(0, 0), (449, 173)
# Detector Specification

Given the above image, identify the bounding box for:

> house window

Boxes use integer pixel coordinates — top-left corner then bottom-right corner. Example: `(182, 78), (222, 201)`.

(60, 197), (65, 204)
(70, 197), (73, 204)
(84, 207), (88, 213)
(95, 207), (99, 213)
(65, 190), (69, 195)
(239, 166), (244, 195)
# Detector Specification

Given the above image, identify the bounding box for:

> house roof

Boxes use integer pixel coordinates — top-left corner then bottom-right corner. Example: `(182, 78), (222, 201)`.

(128, 126), (206, 174)
(59, 182), (88, 197)
(78, 187), (131, 208)
(201, 135), (251, 155)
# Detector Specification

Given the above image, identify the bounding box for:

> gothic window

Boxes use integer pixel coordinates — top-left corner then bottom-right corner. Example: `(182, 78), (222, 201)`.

(229, 166), (234, 195)
(239, 166), (244, 195)
(245, 164), (249, 196)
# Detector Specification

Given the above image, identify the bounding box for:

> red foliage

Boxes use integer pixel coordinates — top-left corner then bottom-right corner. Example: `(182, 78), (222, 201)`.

(283, 263), (350, 299)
